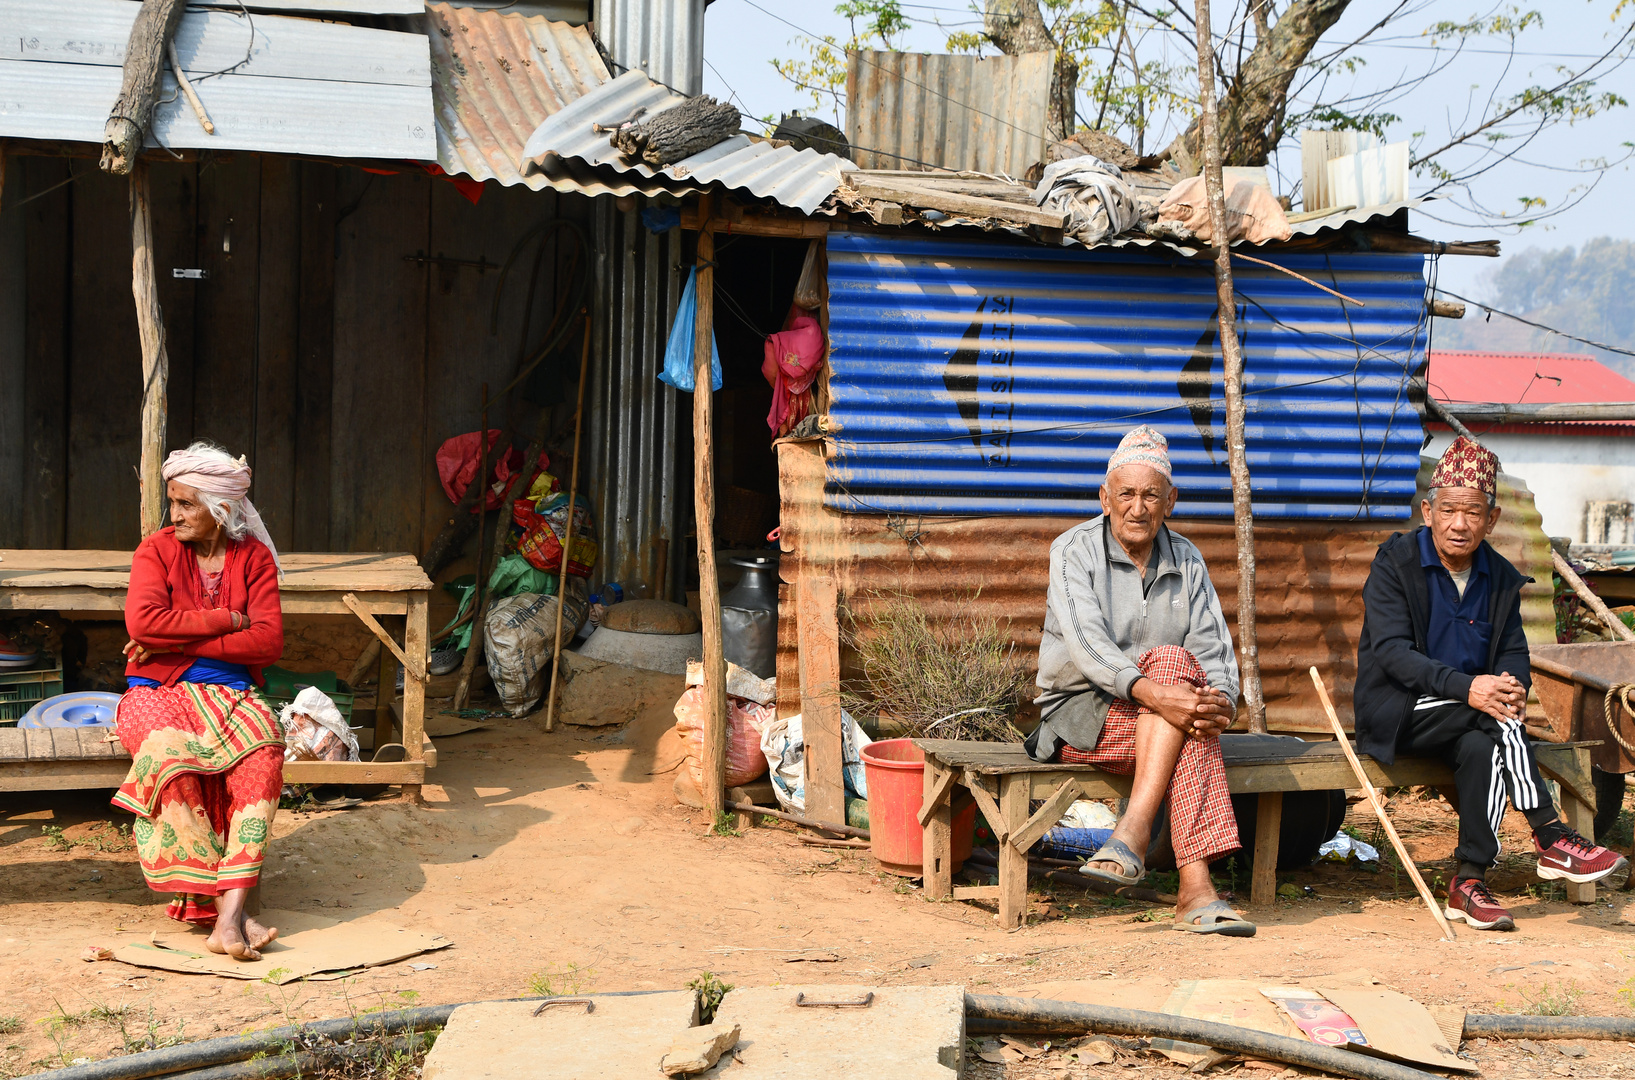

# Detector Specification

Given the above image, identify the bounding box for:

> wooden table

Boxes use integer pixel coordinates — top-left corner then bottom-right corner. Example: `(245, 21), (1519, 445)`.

(0, 550), (433, 794)
(915, 736), (1599, 928)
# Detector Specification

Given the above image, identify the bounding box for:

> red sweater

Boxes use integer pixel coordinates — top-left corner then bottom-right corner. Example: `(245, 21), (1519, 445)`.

(124, 528), (284, 687)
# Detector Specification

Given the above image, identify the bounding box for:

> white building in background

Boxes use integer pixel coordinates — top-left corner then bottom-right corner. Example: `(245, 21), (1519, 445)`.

(1426, 351), (1635, 546)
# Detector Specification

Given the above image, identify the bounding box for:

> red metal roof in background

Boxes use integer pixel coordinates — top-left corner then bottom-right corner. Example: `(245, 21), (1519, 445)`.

(1428, 350), (1635, 432)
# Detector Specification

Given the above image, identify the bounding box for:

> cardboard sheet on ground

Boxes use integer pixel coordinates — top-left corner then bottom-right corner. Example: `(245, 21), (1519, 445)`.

(425, 713), (487, 737)
(1151, 980), (1301, 1065)
(1314, 984), (1474, 1073)
(111, 910), (451, 983)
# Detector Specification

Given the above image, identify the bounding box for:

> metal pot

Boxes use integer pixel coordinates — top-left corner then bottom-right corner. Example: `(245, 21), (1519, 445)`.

(721, 555), (778, 678)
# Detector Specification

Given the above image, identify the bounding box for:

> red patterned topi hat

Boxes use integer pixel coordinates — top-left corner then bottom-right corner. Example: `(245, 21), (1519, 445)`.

(1429, 435), (1499, 496)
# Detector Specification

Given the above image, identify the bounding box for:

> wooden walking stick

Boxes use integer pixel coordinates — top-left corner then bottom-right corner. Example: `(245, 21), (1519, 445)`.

(1309, 667), (1458, 942)
(544, 312), (593, 733)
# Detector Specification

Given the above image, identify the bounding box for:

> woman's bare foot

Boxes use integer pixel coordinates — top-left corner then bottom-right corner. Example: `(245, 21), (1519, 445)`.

(206, 918), (262, 961)
(244, 917), (278, 952)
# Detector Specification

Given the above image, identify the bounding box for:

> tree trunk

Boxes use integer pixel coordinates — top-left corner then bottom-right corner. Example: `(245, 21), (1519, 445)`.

(132, 162), (169, 537)
(101, 0), (187, 176)
(982, 0), (1079, 142)
(1164, 0), (1349, 170)
(1192, 0), (1266, 732)
(612, 96), (740, 167)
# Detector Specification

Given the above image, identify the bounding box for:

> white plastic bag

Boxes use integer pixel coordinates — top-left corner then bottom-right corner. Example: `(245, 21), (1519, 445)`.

(278, 686), (359, 762)
(485, 579), (590, 715)
(758, 709), (873, 814)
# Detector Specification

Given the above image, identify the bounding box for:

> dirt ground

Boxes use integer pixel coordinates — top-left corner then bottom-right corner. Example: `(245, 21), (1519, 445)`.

(5, 693), (1635, 1079)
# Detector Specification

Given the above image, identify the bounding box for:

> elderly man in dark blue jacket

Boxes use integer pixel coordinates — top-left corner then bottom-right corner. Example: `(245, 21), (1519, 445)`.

(1356, 436), (1626, 931)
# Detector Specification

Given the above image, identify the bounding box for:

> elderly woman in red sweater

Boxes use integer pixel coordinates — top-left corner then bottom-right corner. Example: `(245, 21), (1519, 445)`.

(112, 442), (286, 960)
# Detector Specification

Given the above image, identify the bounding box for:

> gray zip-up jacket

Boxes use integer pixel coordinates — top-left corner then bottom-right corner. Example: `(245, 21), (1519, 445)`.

(1028, 516), (1240, 762)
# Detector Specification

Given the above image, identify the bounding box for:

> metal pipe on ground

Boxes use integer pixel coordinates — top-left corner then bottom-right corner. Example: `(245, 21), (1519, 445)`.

(164, 1033), (425, 1080)
(727, 799), (868, 839)
(962, 847), (1177, 904)
(964, 994), (1439, 1080)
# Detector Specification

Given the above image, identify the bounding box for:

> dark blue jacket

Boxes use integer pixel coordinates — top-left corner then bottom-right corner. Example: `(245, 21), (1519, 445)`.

(1353, 527), (1532, 764)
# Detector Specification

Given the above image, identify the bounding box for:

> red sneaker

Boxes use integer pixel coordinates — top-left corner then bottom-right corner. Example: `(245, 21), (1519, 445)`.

(1445, 878), (1515, 931)
(1536, 828), (1629, 884)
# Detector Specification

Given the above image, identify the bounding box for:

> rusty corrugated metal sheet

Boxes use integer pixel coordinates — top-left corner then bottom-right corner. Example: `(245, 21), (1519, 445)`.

(776, 441), (1557, 733)
(845, 49), (1052, 174)
(426, 3), (610, 189)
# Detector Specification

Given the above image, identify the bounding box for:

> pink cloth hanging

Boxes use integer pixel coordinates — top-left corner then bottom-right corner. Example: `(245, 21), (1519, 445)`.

(761, 315), (825, 436)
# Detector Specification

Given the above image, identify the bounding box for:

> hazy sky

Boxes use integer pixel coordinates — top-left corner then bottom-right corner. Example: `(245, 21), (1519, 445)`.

(702, 0), (1634, 300)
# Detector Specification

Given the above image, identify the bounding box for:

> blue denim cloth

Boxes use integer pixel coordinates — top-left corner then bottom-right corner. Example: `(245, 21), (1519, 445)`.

(127, 656), (253, 691)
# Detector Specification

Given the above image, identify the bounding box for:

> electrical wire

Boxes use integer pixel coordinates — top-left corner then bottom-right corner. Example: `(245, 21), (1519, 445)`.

(1432, 287), (1635, 358)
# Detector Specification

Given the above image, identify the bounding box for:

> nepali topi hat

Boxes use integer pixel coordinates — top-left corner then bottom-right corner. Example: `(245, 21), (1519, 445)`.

(1429, 435), (1499, 496)
(1107, 424), (1172, 480)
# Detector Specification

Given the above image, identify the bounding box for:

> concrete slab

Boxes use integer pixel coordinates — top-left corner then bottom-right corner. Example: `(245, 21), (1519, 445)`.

(422, 992), (699, 1080)
(700, 984), (965, 1079)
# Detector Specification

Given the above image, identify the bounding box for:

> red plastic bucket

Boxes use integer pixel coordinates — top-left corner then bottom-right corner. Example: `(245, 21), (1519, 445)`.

(861, 738), (975, 875)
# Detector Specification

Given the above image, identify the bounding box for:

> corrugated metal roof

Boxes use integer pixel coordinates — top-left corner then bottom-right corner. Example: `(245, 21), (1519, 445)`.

(520, 70), (857, 213)
(822, 233), (1429, 519)
(846, 49), (1052, 174)
(1428, 350), (1635, 431)
(774, 440), (1554, 735)
(426, 3), (609, 188)
(0, 0), (434, 160)
(1285, 198), (1423, 237)
(599, 0), (704, 96)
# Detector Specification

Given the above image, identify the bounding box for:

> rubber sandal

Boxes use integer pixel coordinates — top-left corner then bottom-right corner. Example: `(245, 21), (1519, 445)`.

(1078, 837), (1146, 887)
(1173, 899), (1257, 937)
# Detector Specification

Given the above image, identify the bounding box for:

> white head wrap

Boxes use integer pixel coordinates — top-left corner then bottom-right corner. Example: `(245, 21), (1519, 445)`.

(161, 443), (283, 578)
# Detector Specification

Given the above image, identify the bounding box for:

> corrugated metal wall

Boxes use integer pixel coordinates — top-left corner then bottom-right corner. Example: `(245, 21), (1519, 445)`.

(585, 198), (685, 594)
(824, 234), (1430, 520)
(595, 0), (705, 95)
(776, 441), (1556, 734)
(845, 50), (1051, 174)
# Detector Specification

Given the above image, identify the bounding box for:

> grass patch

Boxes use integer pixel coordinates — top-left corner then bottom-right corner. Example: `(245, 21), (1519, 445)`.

(1497, 979), (1584, 1016)
(524, 962), (594, 999)
(42, 822), (132, 853)
(0, 1016), (18, 1035)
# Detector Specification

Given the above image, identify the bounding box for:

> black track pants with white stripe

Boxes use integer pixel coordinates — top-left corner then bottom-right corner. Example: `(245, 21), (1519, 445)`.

(1396, 701), (1557, 869)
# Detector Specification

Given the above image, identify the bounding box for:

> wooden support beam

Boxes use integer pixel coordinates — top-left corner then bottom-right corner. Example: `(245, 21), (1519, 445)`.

(797, 574), (844, 826)
(998, 773), (1031, 928)
(916, 764), (957, 828)
(679, 205), (828, 238)
(1008, 778), (1080, 855)
(1447, 402), (1635, 424)
(692, 194), (729, 820)
(845, 177), (1069, 229)
(964, 770), (1008, 843)
(921, 759), (954, 899)
(344, 593), (426, 682)
(1250, 791), (1283, 907)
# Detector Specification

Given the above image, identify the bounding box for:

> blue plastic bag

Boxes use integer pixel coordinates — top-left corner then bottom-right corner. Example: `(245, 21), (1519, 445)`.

(660, 267), (722, 393)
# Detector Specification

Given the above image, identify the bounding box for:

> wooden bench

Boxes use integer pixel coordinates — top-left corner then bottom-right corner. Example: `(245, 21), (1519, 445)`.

(0, 549), (434, 793)
(914, 736), (1599, 928)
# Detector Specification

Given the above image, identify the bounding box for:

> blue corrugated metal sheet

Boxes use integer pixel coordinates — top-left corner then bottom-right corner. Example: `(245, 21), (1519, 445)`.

(823, 234), (1429, 519)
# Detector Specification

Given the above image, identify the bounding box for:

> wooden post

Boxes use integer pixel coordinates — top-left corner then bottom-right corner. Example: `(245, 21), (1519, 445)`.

(131, 161), (168, 537)
(797, 574), (844, 826)
(692, 193), (729, 820)
(998, 773), (1030, 928)
(1192, 0), (1265, 732)
(1250, 791), (1283, 907)
(544, 314), (593, 732)
(101, 0), (187, 176)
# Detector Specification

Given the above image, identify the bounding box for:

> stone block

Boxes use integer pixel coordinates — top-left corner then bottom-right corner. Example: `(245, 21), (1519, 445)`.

(660, 1021), (741, 1076)
(422, 992), (698, 1080)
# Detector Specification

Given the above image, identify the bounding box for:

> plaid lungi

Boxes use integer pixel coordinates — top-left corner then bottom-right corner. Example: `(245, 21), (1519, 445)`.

(1056, 645), (1241, 866)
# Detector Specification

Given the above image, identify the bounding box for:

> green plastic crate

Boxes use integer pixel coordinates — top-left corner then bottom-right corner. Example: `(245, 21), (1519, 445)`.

(260, 666), (355, 726)
(0, 667), (65, 724)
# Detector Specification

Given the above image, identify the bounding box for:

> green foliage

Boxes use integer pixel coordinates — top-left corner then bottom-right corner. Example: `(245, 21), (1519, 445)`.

(711, 812), (742, 838)
(42, 822), (132, 853)
(0, 1017), (17, 1036)
(688, 972), (735, 1025)
(770, 1), (913, 127)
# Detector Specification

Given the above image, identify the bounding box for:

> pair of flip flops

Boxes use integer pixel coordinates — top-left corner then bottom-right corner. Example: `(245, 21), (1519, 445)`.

(1078, 838), (1257, 937)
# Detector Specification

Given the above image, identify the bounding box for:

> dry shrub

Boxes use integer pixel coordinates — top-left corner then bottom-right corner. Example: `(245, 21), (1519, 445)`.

(841, 591), (1030, 742)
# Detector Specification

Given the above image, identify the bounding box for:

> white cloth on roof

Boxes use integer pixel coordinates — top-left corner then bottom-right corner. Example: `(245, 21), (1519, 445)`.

(1032, 155), (1139, 246)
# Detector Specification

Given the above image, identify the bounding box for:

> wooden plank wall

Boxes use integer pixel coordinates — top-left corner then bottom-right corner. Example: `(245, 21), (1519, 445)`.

(0, 154), (592, 622)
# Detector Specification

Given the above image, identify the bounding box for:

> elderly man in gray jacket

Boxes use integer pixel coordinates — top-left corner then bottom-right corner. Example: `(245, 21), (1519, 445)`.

(1026, 425), (1252, 935)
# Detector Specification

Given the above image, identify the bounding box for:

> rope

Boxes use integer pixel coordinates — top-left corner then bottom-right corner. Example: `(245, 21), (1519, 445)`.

(1602, 683), (1635, 756)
